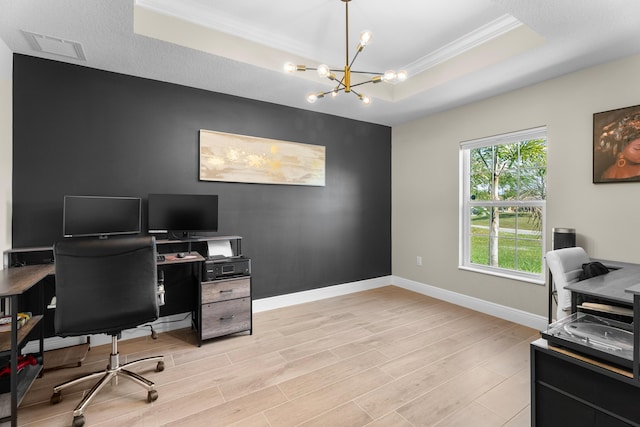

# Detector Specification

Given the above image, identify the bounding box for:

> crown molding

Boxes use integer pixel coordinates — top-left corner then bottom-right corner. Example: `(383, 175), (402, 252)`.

(404, 14), (522, 76)
(136, 1), (523, 77)
(135, 0), (313, 59)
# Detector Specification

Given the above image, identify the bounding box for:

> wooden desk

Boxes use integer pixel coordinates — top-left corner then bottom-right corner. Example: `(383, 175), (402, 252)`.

(5, 236), (252, 347)
(0, 264), (53, 296)
(0, 264), (51, 427)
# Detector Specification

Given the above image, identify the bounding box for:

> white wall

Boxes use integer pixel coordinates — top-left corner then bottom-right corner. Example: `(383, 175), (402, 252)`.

(0, 41), (11, 267)
(392, 54), (640, 318)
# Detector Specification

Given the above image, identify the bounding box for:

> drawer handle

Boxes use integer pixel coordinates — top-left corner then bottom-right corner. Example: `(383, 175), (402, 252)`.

(220, 289), (234, 293)
(220, 315), (235, 321)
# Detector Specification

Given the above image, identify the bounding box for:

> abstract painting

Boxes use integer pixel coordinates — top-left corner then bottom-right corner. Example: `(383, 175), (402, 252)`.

(199, 130), (326, 186)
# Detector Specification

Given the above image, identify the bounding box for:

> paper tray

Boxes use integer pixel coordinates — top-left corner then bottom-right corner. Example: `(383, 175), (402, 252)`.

(541, 312), (634, 369)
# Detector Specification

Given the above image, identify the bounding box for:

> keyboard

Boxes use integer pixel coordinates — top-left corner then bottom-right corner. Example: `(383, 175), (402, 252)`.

(156, 254), (165, 262)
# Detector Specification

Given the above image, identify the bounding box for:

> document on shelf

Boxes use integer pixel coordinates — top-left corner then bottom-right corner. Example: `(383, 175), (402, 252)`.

(207, 240), (232, 258)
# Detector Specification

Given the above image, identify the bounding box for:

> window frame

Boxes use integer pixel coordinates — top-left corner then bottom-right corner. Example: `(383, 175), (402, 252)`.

(459, 126), (547, 285)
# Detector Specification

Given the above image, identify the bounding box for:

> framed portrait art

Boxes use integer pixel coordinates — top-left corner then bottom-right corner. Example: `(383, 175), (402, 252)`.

(593, 104), (640, 183)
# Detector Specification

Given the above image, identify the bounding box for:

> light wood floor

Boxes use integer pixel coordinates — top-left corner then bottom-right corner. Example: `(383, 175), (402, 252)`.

(15, 286), (536, 426)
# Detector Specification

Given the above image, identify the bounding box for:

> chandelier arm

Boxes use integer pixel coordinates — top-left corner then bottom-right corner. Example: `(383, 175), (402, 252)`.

(333, 74), (347, 88)
(320, 88), (342, 97)
(349, 70), (384, 75)
(348, 80), (375, 89)
(348, 49), (362, 70)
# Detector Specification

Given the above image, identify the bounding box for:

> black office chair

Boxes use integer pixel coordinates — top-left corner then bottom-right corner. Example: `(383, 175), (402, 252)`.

(50, 236), (164, 427)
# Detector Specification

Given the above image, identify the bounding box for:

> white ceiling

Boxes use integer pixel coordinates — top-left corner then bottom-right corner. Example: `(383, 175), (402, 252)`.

(2, 0), (640, 126)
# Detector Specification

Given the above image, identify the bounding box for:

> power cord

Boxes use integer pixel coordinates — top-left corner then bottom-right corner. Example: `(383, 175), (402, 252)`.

(137, 313), (191, 339)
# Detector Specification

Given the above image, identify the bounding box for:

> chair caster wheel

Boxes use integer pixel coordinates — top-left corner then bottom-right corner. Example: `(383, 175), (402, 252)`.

(156, 361), (165, 372)
(72, 414), (85, 427)
(148, 389), (158, 402)
(50, 391), (62, 404)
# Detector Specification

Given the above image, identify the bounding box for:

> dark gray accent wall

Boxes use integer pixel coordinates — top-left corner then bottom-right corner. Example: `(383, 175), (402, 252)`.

(12, 54), (391, 299)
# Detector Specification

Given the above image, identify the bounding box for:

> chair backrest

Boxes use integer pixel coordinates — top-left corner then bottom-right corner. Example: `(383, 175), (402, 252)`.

(546, 247), (590, 321)
(54, 236), (158, 337)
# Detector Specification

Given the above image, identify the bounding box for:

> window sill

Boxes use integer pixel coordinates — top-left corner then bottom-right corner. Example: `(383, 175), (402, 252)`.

(458, 265), (545, 285)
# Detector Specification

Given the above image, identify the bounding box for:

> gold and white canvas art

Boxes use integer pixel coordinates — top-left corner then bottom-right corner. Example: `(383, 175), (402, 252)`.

(199, 130), (326, 186)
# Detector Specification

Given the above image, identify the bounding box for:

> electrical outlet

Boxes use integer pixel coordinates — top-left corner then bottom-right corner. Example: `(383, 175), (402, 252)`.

(416, 256), (423, 266)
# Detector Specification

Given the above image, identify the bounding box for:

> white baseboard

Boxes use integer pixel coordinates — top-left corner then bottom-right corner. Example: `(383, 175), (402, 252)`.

(25, 275), (545, 354)
(391, 275), (547, 330)
(252, 275), (546, 330)
(251, 276), (391, 312)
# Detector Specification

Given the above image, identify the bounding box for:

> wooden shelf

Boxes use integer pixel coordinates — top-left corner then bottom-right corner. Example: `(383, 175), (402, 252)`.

(0, 262), (48, 426)
(156, 235), (242, 244)
(0, 316), (43, 354)
(158, 253), (205, 266)
(44, 342), (90, 370)
(548, 344), (633, 378)
(578, 303), (633, 317)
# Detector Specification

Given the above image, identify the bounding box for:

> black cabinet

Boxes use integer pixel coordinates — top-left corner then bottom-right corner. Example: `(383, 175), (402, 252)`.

(531, 339), (640, 427)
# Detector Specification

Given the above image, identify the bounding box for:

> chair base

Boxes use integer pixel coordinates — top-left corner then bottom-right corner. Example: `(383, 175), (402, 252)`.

(51, 335), (164, 427)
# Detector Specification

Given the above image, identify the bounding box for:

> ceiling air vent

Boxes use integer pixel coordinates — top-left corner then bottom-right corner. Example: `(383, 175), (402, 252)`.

(22, 31), (86, 60)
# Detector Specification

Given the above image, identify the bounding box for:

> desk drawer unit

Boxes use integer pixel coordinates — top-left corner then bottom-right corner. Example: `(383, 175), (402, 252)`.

(198, 273), (252, 343)
(201, 297), (251, 340)
(201, 277), (250, 304)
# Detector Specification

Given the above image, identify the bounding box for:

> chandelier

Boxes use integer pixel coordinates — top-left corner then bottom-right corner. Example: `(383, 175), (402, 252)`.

(284, 0), (407, 105)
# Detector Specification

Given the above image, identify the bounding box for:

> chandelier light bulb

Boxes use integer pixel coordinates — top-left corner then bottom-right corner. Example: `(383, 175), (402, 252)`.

(317, 64), (331, 78)
(383, 70), (397, 82)
(284, 62), (296, 73)
(396, 70), (408, 82)
(307, 92), (325, 103)
(331, 88), (339, 98)
(359, 94), (371, 105)
(359, 31), (372, 46)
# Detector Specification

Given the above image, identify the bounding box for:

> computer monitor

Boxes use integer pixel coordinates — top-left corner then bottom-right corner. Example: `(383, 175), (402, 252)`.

(148, 193), (218, 237)
(63, 195), (142, 238)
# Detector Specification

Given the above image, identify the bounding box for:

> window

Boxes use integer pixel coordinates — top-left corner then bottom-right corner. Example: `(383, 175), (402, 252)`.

(460, 127), (547, 283)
